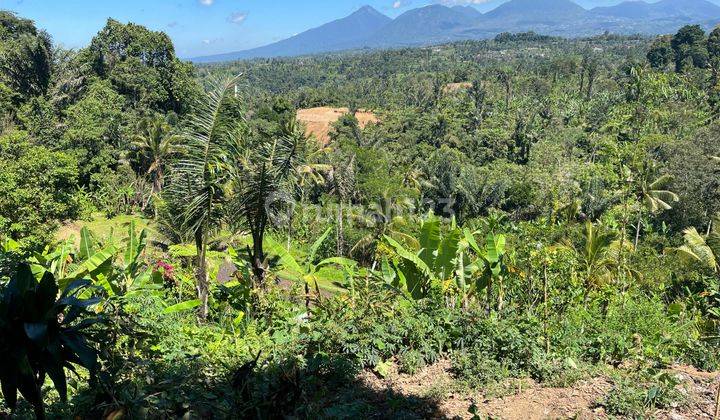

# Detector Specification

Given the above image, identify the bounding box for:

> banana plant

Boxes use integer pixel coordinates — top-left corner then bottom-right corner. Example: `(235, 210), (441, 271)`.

(464, 230), (511, 312)
(31, 222), (161, 298)
(382, 215), (464, 300)
(266, 227), (357, 304)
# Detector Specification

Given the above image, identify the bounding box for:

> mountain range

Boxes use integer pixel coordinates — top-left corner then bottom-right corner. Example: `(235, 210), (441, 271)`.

(192, 0), (720, 63)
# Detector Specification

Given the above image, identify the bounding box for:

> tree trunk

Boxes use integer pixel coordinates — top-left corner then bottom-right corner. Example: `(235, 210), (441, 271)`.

(337, 203), (345, 256)
(498, 276), (504, 314)
(505, 84), (511, 109)
(195, 230), (209, 320)
(708, 217), (714, 236)
(155, 163), (164, 194)
(543, 262), (550, 354)
(634, 210), (642, 250)
(486, 279), (493, 315)
(251, 231), (266, 286)
(618, 195), (630, 284)
(304, 281), (311, 311)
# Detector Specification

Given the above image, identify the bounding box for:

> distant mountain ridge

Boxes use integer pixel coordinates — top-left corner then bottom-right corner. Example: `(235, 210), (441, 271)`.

(196, 6), (390, 63)
(192, 0), (720, 63)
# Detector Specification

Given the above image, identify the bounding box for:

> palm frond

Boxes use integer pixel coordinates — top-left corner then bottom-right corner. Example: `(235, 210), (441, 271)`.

(164, 76), (241, 238)
(648, 174), (673, 190)
(679, 228), (717, 271)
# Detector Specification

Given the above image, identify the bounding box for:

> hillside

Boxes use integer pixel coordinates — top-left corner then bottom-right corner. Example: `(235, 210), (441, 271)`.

(591, 0), (720, 20)
(193, 5), (391, 62)
(4, 5), (720, 419)
(363, 5), (481, 47)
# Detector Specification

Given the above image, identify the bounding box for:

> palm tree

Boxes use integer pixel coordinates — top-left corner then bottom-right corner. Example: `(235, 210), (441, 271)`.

(350, 190), (417, 265)
(670, 215), (720, 417)
(229, 117), (308, 284)
(164, 78), (242, 320)
(632, 169), (679, 248)
(495, 68), (513, 109)
(565, 222), (619, 302)
(671, 216), (720, 274)
(132, 115), (180, 196)
(328, 154), (356, 256)
(296, 139), (332, 202)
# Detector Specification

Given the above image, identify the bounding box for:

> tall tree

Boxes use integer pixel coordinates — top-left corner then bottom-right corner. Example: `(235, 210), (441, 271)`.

(230, 119), (308, 284)
(495, 68), (513, 110)
(165, 79), (243, 320)
(647, 35), (674, 70)
(85, 19), (199, 114)
(671, 25), (708, 73)
(0, 12), (52, 103)
(132, 115), (180, 197)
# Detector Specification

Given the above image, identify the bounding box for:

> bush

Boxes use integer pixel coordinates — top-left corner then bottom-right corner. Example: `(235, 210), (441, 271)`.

(0, 131), (81, 246)
(601, 372), (685, 417)
(304, 284), (452, 370)
(450, 313), (546, 386)
(552, 294), (713, 367)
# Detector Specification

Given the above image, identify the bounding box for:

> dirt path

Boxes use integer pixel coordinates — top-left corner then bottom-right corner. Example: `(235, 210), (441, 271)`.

(355, 361), (720, 419)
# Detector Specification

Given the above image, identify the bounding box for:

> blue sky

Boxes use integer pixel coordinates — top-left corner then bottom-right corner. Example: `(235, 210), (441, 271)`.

(0, 0), (675, 58)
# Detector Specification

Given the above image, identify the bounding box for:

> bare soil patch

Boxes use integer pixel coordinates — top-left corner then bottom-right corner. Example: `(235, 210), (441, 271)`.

(296, 107), (379, 145)
(353, 361), (720, 419)
(444, 82), (472, 93)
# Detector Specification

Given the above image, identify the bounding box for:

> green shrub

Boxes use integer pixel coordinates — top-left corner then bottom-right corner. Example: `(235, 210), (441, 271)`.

(553, 295), (712, 367)
(304, 284), (452, 369)
(450, 313), (546, 386)
(601, 373), (684, 417)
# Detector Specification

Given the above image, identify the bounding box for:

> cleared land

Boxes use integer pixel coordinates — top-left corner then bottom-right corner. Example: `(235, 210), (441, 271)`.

(296, 107), (379, 144)
(444, 82), (472, 93)
(343, 361), (720, 419)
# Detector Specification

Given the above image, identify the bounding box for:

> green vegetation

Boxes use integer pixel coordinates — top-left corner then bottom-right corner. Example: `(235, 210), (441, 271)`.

(1, 9), (720, 419)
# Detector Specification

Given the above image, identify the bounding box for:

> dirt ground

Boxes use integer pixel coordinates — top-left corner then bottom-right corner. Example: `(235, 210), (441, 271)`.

(356, 360), (720, 419)
(444, 82), (472, 93)
(296, 107), (379, 145)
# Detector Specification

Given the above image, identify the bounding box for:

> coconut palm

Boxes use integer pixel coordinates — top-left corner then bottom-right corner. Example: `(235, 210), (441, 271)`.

(350, 190), (417, 265)
(564, 222), (619, 302)
(164, 78), (243, 320)
(132, 115), (180, 195)
(672, 216), (720, 274)
(632, 169), (679, 248)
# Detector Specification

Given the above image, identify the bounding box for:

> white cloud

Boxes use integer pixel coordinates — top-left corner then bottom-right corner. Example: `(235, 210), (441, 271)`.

(199, 0), (214, 6)
(228, 12), (248, 24)
(392, 0), (411, 8)
(202, 37), (223, 45)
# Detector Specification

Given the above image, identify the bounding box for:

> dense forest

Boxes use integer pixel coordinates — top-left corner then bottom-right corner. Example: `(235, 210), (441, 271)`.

(1, 8), (720, 419)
